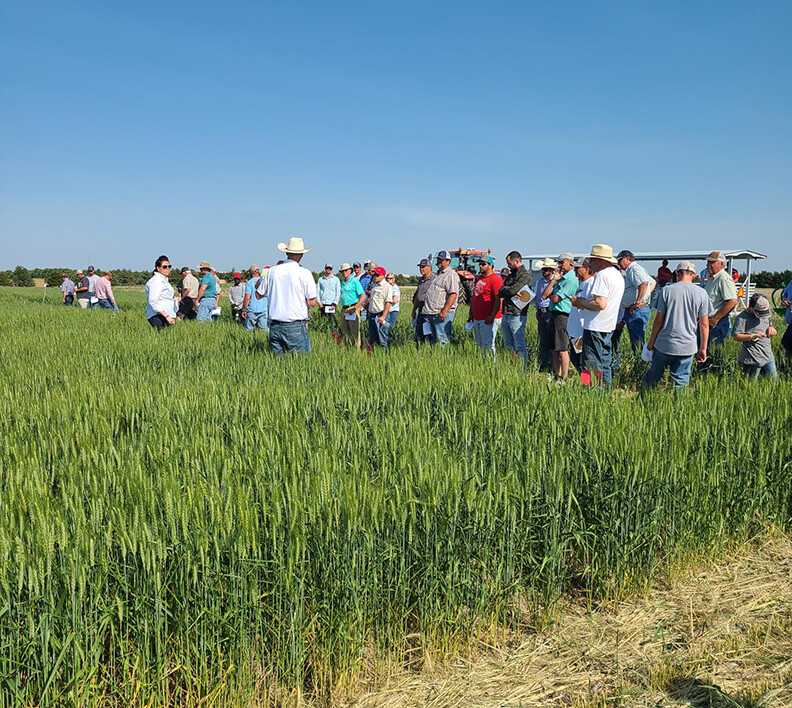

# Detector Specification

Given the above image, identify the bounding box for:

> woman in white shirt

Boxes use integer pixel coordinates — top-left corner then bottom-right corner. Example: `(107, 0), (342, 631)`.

(385, 273), (400, 328)
(145, 255), (177, 329)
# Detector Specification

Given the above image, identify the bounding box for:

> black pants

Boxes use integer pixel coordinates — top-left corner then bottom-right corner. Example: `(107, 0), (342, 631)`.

(177, 297), (196, 320)
(148, 314), (171, 330)
(782, 323), (792, 357)
(63, 294), (74, 306)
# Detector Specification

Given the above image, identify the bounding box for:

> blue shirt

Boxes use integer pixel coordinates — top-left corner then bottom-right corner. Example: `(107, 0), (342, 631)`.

(358, 273), (372, 293)
(317, 274), (341, 305)
(783, 281), (792, 325)
(200, 273), (218, 299)
(534, 276), (552, 310)
(245, 278), (267, 313)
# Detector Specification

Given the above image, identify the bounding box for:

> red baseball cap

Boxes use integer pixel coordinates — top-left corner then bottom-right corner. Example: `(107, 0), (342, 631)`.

(374, 266), (386, 276)
(233, 272), (242, 279)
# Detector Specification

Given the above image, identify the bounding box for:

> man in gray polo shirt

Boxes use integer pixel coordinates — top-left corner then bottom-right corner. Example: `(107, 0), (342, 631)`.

(421, 250), (460, 346)
(641, 261), (712, 392)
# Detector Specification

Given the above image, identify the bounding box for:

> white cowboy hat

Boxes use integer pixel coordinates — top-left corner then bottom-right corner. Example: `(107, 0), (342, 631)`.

(587, 244), (618, 264)
(277, 237), (312, 254)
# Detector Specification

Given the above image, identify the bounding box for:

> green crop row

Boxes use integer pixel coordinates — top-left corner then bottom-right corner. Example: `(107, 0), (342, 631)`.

(0, 287), (790, 706)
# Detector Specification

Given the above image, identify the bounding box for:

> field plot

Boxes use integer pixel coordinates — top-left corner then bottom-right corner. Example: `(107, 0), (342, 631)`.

(0, 287), (790, 706)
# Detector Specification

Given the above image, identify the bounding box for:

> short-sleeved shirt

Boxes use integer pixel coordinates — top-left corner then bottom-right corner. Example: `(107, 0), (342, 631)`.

(60, 279), (75, 294)
(199, 273), (218, 299)
(654, 282), (713, 357)
(87, 274), (100, 294)
(390, 283), (401, 312)
(621, 261), (655, 307)
(733, 311), (774, 366)
(245, 278), (267, 313)
(705, 268), (737, 312)
(181, 273), (199, 298)
(422, 266), (460, 315)
(340, 276), (365, 307)
(549, 269), (578, 314)
(413, 274), (436, 312)
(256, 260), (317, 322)
(471, 272), (503, 320)
(76, 276), (90, 300)
(582, 266), (625, 333)
(368, 280), (393, 314)
(567, 278), (594, 339)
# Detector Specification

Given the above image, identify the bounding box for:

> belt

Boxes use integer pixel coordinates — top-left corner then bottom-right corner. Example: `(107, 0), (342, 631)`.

(270, 319), (307, 325)
(538, 307), (549, 313)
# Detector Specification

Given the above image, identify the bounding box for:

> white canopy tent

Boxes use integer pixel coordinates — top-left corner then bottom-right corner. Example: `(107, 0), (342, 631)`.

(521, 249), (767, 308)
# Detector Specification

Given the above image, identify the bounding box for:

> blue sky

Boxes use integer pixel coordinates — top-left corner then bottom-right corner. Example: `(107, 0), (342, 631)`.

(2, 1), (790, 273)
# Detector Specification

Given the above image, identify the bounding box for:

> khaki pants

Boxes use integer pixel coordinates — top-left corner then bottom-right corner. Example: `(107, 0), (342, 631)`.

(77, 298), (90, 309)
(339, 309), (361, 348)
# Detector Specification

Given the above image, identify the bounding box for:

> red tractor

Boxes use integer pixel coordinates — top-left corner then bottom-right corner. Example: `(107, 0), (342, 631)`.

(448, 248), (491, 304)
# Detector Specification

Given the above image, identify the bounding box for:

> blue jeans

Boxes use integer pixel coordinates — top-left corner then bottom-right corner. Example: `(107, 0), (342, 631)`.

(613, 306), (651, 369)
(245, 310), (269, 331)
(97, 299), (114, 310)
(386, 309), (399, 328)
(415, 313), (432, 345)
(710, 317), (732, 346)
(269, 320), (310, 355)
(535, 311), (552, 370)
(502, 313), (528, 365)
(428, 311), (455, 347)
(473, 318), (501, 360)
(641, 349), (695, 391)
(582, 329), (614, 386)
(197, 297), (217, 322)
(368, 313), (390, 348)
(741, 362), (777, 380)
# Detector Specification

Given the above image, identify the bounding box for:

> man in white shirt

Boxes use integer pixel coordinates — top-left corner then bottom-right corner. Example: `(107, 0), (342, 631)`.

(86, 266), (100, 308)
(571, 244), (625, 386)
(256, 237), (317, 355)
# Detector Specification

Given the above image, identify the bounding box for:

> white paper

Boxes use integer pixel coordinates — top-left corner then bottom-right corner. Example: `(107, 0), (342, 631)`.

(465, 321), (474, 331)
(324, 305), (336, 314)
(211, 307), (221, 316)
(90, 296), (99, 304)
(641, 344), (653, 362)
(345, 311), (357, 321)
(511, 284), (535, 310)
(422, 321), (433, 335)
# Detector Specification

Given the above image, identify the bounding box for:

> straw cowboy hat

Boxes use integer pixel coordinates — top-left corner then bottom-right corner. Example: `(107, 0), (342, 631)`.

(197, 261), (212, 270)
(537, 258), (558, 269)
(277, 237), (312, 254)
(587, 244), (618, 264)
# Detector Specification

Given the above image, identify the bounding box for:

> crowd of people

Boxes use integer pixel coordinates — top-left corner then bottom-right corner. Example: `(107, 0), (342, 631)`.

(61, 240), (789, 390)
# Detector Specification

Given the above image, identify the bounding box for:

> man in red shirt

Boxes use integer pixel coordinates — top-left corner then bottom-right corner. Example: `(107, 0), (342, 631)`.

(468, 255), (504, 360)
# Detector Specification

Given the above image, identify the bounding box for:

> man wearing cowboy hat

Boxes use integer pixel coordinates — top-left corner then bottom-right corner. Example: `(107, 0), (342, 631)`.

(338, 263), (366, 348)
(571, 244), (624, 386)
(256, 237), (317, 354)
(195, 261), (220, 322)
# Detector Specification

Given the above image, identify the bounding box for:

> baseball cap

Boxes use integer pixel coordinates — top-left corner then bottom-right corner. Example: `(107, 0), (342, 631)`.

(557, 252), (575, 262)
(707, 251), (726, 263)
(373, 266), (386, 276)
(87, 265), (95, 272)
(363, 259), (372, 266)
(477, 255), (495, 265)
(572, 258), (586, 268)
(180, 266), (190, 273)
(417, 258), (432, 268)
(436, 250), (451, 261)
(750, 294), (771, 315)
(675, 260), (697, 273)
(248, 264), (260, 273)
(368, 261), (379, 270)
(353, 261), (362, 268)
(76, 269), (84, 275)
(616, 250), (635, 261)
(233, 272), (242, 279)
(324, 263), (333, 269)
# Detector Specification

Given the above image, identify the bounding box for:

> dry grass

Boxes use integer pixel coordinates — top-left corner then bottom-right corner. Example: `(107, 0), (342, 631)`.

(344, 533), (792, 708)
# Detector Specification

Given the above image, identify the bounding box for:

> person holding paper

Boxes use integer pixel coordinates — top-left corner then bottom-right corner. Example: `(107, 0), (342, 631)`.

(317, 264), (341, 325)
(367, 267), (393, 349)
(412, 258), (436, 346)
(468, 256), (503, 360)
(242, 265), (268, 332)
(542, 252), (578, 381)
(497, 251), (532, 367)
(641, 261), (711, 392)
(338, 263), (366, 348)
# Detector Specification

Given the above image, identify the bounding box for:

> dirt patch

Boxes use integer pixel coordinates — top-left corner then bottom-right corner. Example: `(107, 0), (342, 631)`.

(345, 533), (792, 707)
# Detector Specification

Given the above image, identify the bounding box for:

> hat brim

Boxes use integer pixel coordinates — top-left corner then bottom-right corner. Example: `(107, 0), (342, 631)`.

(277, 243), (312, 254)
(589, 254), (618, 264)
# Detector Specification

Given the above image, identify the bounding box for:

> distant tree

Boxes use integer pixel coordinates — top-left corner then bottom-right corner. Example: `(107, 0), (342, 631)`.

(754, 270), (792, 289)
(0, 271), (12, 286)
(10, 266), (33, 287)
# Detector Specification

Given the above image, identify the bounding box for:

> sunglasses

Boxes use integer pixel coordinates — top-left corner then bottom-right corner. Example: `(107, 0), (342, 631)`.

(160, 264), (172, 269)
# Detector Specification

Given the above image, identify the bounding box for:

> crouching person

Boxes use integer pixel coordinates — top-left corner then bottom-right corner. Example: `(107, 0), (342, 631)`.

(733, 294), (778, 380)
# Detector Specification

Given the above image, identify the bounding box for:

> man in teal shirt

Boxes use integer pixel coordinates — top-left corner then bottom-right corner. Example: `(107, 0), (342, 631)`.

(196, 261), (219, 322)
(541, 252), (578, 379)
(338, 263), (366, 348)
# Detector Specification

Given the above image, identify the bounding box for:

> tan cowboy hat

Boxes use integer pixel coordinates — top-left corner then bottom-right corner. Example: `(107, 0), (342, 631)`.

(338, 262), (353, 272)
(587, 244), (618, 264)
(538, 258), (558, 269)
(277, 237), (312, 254)
(198, 261), (212, 270)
